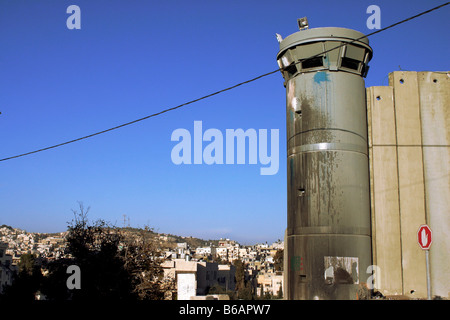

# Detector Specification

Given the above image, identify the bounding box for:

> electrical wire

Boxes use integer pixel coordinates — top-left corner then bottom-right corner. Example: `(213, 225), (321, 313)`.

(1, 2), (448, 162)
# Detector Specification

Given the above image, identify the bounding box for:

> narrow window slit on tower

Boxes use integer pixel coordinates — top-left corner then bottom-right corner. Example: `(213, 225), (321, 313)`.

(341, 57), (360, 71)
(285, 64), (298, 76)
(302, 56), (324, 69)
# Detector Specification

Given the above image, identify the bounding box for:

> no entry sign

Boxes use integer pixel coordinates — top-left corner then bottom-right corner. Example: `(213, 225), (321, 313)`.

(417, 224), (432, 250)
(417, 224), (432, 299)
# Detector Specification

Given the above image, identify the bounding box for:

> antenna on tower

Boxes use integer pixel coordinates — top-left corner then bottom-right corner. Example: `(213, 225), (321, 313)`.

(123, 214), (127, 228)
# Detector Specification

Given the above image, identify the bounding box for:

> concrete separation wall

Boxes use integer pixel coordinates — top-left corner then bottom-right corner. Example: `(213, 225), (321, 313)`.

(367, 71), (449, 299)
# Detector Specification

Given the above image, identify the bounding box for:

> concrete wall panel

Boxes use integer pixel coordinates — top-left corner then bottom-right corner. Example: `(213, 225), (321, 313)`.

(372, 146), (403, 295)
(368, 71), (448, 299)
(389, 72), (422, 145)
(397, 146), (427, 297)
(418, 71), (450, 298)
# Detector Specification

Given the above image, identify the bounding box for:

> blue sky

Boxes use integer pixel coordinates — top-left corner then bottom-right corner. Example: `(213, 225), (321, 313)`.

(0, 0), (448, 244)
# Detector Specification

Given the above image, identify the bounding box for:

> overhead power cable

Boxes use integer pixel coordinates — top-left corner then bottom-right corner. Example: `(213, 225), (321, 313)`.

(1, 2), (448, 162)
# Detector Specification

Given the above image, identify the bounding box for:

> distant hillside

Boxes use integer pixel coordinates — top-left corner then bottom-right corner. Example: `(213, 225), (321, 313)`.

(1, 224), (225, 249)
(118, 226), (221, 249)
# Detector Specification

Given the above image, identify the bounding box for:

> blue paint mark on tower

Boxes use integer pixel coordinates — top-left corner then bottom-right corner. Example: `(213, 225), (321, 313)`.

(314, 71), (330, 84)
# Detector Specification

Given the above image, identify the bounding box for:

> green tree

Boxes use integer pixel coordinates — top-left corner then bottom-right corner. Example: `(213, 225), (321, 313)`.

(263, 291), (274, 300)
(77, 204), (131, 299)
(39, 258), (74, 300)
(234, 259), (245, 293)
(274, 249), (283, 272)
(208, 284), (226, 294)
(1, 253), (43, 301)
(212, 255), (227, 265)
(122, 226), (172, 300)
(18, 253), (36, 274)
(239, 281), (254, 300)
(40, 202), (169, 301)
(277, 285), (283, 299)
(207, 284), (236, 300)
(233, 259), (255, 300)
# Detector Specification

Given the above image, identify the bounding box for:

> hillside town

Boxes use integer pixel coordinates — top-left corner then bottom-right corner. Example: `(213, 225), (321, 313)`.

(0, 225), (284, 300)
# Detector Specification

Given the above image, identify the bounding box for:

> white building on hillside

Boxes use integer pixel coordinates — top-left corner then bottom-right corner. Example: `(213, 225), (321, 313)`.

(162, 259), (235, 300)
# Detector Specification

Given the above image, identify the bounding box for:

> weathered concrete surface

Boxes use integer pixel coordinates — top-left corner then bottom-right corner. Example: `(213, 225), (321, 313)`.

(278, 27), (373, 300)
(417, 71), (450, 299)
(367, 85), (403, 296)
(367, 71), (450, 299)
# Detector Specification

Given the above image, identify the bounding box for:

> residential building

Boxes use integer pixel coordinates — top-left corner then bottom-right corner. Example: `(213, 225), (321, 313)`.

(162, 258), (236, 300)
(257, 270), (284, 298)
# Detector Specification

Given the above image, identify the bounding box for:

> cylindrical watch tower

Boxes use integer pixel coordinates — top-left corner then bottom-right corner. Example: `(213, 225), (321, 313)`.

(277, 26), (373, 299)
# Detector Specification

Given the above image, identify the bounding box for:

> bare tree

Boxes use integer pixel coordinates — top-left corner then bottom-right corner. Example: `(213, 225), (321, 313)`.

(37, 202), (174, 300)
(121, 226), (175, 300)
(66, 202), (121, 262)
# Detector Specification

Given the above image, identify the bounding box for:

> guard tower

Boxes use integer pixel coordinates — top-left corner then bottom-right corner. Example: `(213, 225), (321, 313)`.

(277, 19), (373, 299)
